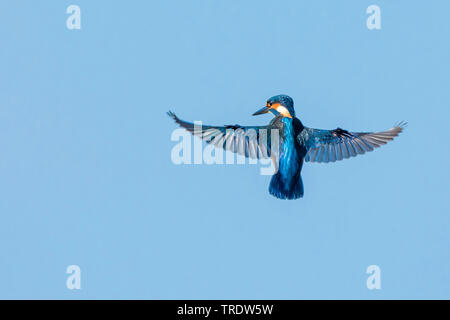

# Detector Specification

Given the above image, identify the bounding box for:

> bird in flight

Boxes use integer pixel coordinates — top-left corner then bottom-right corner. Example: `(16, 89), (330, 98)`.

(168, 94), (406, 200)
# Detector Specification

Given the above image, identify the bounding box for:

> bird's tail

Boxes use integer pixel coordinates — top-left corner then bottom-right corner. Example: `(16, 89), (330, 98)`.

(269, 172), (304, 200)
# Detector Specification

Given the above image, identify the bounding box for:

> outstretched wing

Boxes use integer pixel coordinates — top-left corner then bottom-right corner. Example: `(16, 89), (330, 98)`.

(168, 111), (274, 159)
(300, 121), (406, 163)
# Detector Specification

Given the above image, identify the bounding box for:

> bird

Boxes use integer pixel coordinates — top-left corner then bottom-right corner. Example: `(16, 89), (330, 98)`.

(168, 94), (406, 200)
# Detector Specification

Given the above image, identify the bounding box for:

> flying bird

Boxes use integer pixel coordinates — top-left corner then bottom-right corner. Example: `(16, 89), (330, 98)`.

(168, 94), (405, 200)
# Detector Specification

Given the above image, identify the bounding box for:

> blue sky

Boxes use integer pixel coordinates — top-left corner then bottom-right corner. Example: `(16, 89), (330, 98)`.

(0, 0), (449, 299)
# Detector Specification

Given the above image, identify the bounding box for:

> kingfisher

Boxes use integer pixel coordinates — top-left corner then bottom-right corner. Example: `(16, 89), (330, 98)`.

(168, 94), (405, 200)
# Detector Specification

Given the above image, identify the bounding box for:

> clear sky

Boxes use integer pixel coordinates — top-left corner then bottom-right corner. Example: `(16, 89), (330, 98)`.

(0, 0), (449, 299)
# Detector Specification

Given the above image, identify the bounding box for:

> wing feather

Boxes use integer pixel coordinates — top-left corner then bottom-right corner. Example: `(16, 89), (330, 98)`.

(300, 122), (406, 163)
(168, 111), (274, 159)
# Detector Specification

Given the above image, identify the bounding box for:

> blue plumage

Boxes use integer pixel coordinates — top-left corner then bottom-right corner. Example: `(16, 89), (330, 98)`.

(269, 117), (304, 199)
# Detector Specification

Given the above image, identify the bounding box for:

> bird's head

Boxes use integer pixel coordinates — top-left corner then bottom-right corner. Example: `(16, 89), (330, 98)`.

(253, 94), (295, 118)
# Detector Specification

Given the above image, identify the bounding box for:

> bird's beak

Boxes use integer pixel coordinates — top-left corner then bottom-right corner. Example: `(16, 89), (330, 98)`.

(253, 106), (269, 116)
